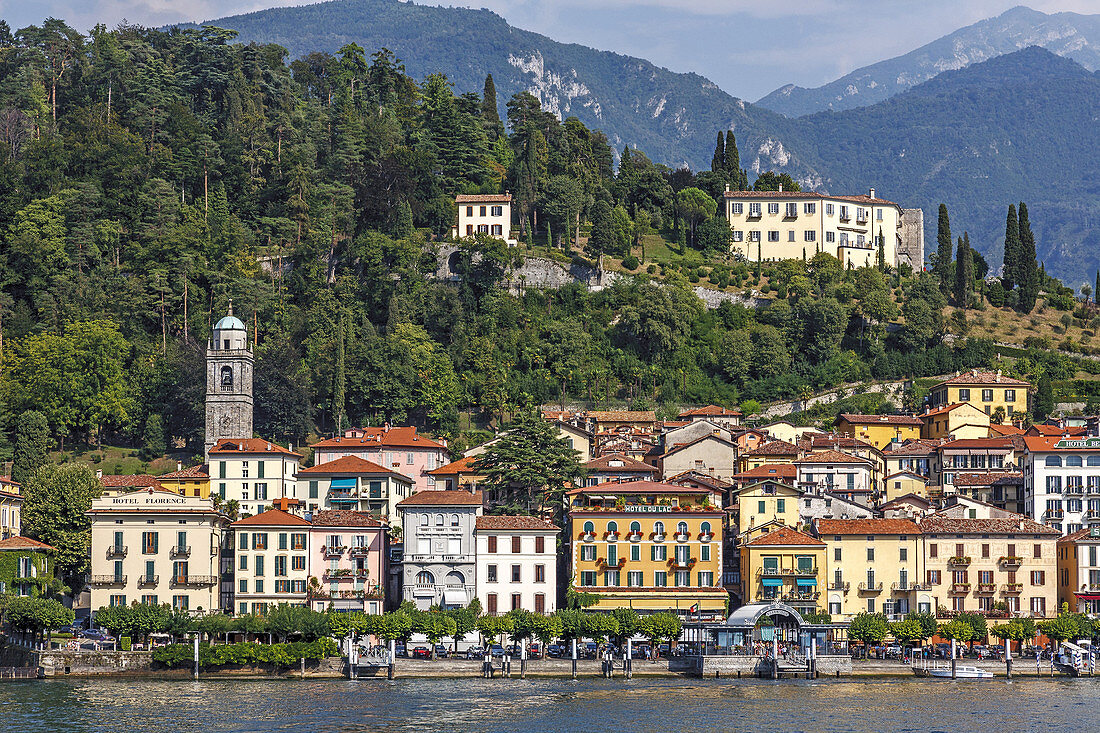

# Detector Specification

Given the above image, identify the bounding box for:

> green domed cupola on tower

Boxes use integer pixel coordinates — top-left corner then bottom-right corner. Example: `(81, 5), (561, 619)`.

(205, 300), (254, 457)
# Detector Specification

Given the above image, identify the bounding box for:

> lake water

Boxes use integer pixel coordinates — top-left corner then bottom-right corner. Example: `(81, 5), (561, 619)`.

(3, 676), (1098, 732)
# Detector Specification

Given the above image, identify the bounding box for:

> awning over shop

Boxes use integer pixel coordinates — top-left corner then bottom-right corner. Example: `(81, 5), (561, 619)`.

(442, 589), (467, 606)
(1074, 593), (1100, 600)
(796, 578), (817, 586)
(761, 578), (783, 587)
(330, 478), (356, 490)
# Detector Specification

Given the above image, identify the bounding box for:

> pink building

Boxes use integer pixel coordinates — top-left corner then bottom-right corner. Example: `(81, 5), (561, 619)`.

(307, 510), (388, 614)
(310, 427), (449, 493)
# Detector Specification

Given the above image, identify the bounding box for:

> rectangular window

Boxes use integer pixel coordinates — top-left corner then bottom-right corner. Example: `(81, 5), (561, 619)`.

(278, 533), (288, 551)
(748, 203), (761, 217)
(731, 203), (743, 215)
(654, 571), (667, 587)
(487, 536), (497, 553)
(291, 533), (306, 550)
(369, 481), (382, 499)
(1031, 570), (1045, 585)
(580, 545), (596, 561)
(142, 532), (159, 554)
(627, 571), (643, 587)
(534, 594), (545, 614)
(804, 203), (816, 214)
(1005, 389), (1016, 402)
(675, 571), (690, 587)
(511, 565), (521, 582)
(804, 230), (816, 242)
(479, 206), (486, 216)
(580, 571), (597, 587)
(487, 565), (498, 582)
(701, 545), (711, 562)
(511, 536), (521, 553)
(731, 231), (744, 242)
(631, 544), (640, 561)
(698, 571), (714, 587)
(929, 543), (938, 558)
(218, 462), (226, 479)
(785, 202), (798, 217)
(491, 206), (503, 217)
(1034, 544), (1042, 558)
(867, 547), (875, 561)
(535, 536), (545, 553)
(604, 570), (620, 587)
(777, 499), (785, 513)
(825, 231), (835, 243)
(651, 545), (667, 562)
(253, 533), (267, 550)
(749, 231), (760, 242)
(486, 593), (498, 615)
(242, 462), (249, 479)
(768, 230), (780, 242)
(768, 202), (780, 215)
(758, 500), (766, 514)
(255, 579), (264, 594)
(255, 555), (264, 577)
(275, 556), (287, 577)
(787, 230), (795, 242)
(309, 481), (318, 499)
(292, 556), (305, 571)
(510, 593), (521, 611)
(535, 565), (545, 583)
(834, 547), (842, 562)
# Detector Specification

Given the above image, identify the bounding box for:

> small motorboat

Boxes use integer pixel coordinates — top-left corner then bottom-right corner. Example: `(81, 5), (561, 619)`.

(918, 664), (994, 679)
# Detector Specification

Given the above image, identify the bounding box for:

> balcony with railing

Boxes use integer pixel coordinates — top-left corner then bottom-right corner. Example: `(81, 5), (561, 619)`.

(891, 581), (929, 592)
(673, 532), (690, 543)
(1001, 583), (1023, 594)
(597, 557), (627, 569)
(998, 555), (1023, 567)
(171, 575), (217, 586)
(946, 556), (971, 567)
(949, 582), (971, 594)
(328, 491), (359, 504)
(138, 574), (159, 586)
(857, 582), (883, 593)
(828, 580), (850, 592)
(322, 544), (346, 556)
(1086, 510), (1100, 521)
(783, 590), (819, 602)
(975, 583), (997, 595)
(671, 556), (696, 569)
(106, 545), (128, 558)
(1066, 484), (1084, 496)
(626, 531), (643, 542)
(759, 566), (819, 578)
(170, 545), (191, 558)
(349, 545), (372, 556)
(90, 575), (127, 585)
(1043, 509), (1064, 520)
(604, 531), (620, 541)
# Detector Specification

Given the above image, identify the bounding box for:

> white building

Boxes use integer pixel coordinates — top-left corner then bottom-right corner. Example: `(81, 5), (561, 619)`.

(794, 450), (876, 505)
(87, 489), (229, 614)
(453, 193), (515, 245)
(397, 490), (483, 610)
(296, 456), (414, 527)
(723, 188), (908, 268)
(1022, 435), (1100, 536)
(208, 438), (302, 518)
(474, 515), (559, 616)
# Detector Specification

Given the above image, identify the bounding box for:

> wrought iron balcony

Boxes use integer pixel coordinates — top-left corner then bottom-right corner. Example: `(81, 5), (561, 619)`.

(827, 581), (850, 592)
(1001, 583), (1023, 594)
(946, 556), (971, 566)
(949, 583), (971, 594)
(975, 583), (997, 595)
(857, 582), (883, 593)
(1043, 509), (1064, 520)
(170, 545), (191, 558)
(90, 575), (127, 585)
(998, 556), (1023, 567)
(138, 574), (159, 586)
(106, 545), (128, 558)
(671, 556), (696, 569)
(172, 575), (217, 586)
(349, 545), (372, 556)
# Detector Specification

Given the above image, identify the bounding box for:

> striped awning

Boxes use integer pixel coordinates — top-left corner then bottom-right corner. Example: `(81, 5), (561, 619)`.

(761, 578), (783, 587)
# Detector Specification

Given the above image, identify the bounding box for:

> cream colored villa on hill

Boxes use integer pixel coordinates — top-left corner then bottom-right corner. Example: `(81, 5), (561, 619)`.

(722, 188), (923, 268)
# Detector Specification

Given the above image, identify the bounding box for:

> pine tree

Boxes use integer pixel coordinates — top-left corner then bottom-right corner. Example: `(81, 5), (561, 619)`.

(1016, 202), (1039, 313)
(935, 203), (952, 294)
(954, 232), (973, 307)
(11, 410), (50, 485)
(711, 131), (725, 173)
(1001, 204), (1019, 290)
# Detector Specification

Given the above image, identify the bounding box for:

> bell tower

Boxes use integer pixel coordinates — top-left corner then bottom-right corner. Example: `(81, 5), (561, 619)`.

(205, 300), (254, 458)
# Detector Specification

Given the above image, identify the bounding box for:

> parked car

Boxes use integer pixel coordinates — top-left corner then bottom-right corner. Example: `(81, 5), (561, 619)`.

(82, 629), (113, 641)
(434, 645), (450, 659)
(412, 646), (431, 659)
(394, 642), (408, 658)
(632, 644), (649, 659)
(465, 646), (485, 660)
(546, 643), (564, 658)
(885, 645), (903, 659)
(584, 642), (599, 659)
(526, 643), (541, 659)
(489, 644), (506, 658)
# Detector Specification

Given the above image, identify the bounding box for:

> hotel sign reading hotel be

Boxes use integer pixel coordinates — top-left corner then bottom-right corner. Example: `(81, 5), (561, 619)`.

(1054, 438), (1100, 449)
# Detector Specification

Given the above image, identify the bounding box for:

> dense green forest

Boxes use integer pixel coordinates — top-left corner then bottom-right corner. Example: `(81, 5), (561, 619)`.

(0, 20), (1084, 460)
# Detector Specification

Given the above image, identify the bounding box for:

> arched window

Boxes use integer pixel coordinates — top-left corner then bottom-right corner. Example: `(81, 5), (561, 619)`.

(1067, 455), (1083, 467)
(416, 571), (435, 586)
(607, 521), (618, 533)
(1087, 456), (1100, 467)
(436, 514), (444, 526)
(451, 514), (460, 526)
(1046, 456), (1063, 467)
(677, 521), (688, 536)
(445, 570), (465, 587)
(630, 521), (641, 533)
(701, 521), (712, 537)
(420, 514), (428, 526)
(220, 366), (234, 390)
(583, 520), (594, 534)
(653, 521), (665, 536)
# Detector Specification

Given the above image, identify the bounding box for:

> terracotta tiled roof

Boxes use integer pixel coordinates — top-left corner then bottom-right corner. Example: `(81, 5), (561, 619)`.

(921, 403), (976, 418)
(1058, 527), (1100, 544)
(0, 536), (54, 551)
(794, 450), (872, 465)
(816, 518), (920, 536)
(584, 453), (656, 472)
(660, 433), (737, 459)
(952, 471), (1022, 487)
(666, 470), (733, 489)
(918, 516), (1059, 535)
(100, 474), (163, 489)
(837, 413), (923, 426)
(733, 464), (798, 480)
(566, 480), (712, 496)
(209, 438), (301, 457)
(456, 193), (512, 203)
(933, 371), (1031, 387)
(1027, 424), (1086, 437)
(660, 421), (692, 429)
(678, 405), (742, 418)
(880, 493), (932, 509)
(939, 437), (1014, 450)
(298, 455), (411, 480)
(310, 427), (446, 451)
(159, 464), (209, 479)
(1021, 435), (1099, 452)
(310, 510), (384, 527)
(232, 509), (312, 527)
(475, 515), (559, 531)
(427, 456), (482, 476)
(722, 190), (900, 207)
(990, 424), (1026, 436)
(743, 525), (824, 546)
(802, 435), (879, 452)
(745, 440), (800, 456)
(587, 410), (656, 423)
(0, 475), (21, 488)
(396, 490), (483, 507)
(885, 439), (941, 456)
(883, 471), (928, 481)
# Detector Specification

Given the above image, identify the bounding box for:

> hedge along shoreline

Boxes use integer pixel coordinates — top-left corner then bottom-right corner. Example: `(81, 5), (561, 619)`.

(152, 639), (339, 669)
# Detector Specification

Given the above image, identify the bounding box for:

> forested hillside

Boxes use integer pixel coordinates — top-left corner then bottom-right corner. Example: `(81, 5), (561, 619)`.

(0, 20), (1085, 462)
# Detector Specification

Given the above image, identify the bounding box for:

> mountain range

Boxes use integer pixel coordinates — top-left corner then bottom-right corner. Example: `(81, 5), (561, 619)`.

(756, 5), (1100, 117)
(185, 1), (1100, 285)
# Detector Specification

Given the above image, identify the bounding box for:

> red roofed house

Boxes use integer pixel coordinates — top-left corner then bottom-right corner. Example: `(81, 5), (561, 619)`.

(739, 525), (826, 616)
(678, 405), (742, 428)
(308, 510), (388, 614)
(97, 471), (163, 495)
(834, 413), (923, 450)
(794, 451), (876, 503)
(475, 515), (559, 616)
(583, 453), (658, 485)
(208, 438), (302, 518)
(0, 535), (55, 597)
(453, 192), (515, 245)
(296, 456), (414, 526)
(310, 427), (449, 494)
(1057, 526), (1100, 614)
(928, 369), (1031, 421)
(657, 433), (738, 483)
(232, 509), (312, 614)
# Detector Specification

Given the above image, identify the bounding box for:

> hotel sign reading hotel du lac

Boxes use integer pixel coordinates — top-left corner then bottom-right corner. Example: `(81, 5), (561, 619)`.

(623, 504), (674, 513)
(1053, 438), (1100, 449)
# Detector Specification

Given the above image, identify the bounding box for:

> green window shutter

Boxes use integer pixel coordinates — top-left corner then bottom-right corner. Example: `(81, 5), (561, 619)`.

(258, 461), (265, 479)
(309, 481), (318, 499)
(758, 500), (766, 514)
(219, 462), (226, 479)
(153, 532), (159, 553)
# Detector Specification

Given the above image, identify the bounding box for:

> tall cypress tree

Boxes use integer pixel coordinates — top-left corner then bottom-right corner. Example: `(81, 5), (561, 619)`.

(711, 131), (725, 173)
(955, 232), (973, 307)
(935, 203), (953, 293)
(1016, 202), (1039, 312)
(1001, 203), (1019, 290)
(11, 410), (49, 486)
(725, 130), (747, 190)
(480, 73), (503, 140)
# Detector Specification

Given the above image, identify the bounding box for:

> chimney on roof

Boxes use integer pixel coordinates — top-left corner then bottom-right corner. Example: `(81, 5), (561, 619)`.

(869, 188), (875, 200)
(725, 183), (730, 193)
(176, 461), (182, 472)
(778, 183), (783, 192)
(96, 469), (103, 479)
(996, 370), (1002, 383)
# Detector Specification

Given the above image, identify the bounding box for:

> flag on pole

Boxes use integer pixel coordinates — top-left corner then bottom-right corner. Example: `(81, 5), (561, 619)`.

(688, 603), (698, 614)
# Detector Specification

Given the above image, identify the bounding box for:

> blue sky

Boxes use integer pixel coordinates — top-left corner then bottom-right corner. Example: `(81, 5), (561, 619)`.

(1, 0), (1096, 99)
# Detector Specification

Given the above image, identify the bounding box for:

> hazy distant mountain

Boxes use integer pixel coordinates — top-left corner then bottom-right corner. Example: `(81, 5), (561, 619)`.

(181, 0), (810, 176)
(756, 6), (1100, 117)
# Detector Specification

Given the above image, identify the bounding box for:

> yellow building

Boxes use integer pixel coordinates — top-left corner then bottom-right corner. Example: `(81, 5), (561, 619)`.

(732, 480), (801, 535)
(815, 518), (924, 621)
(722, 189), (905, 268)
(882, 471), (929, 503)
(157, 464), (211, 499)
(1057, 527), (1100, 614)
(928, 370), (1031, 420)
(920, 403), (991, 441)
(740, 441), (800, 472)
(567, 480), (727, 617)
(0, 476), (23, 539)
(739, 525), (826, 615)
(834, 414), (923, 450)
